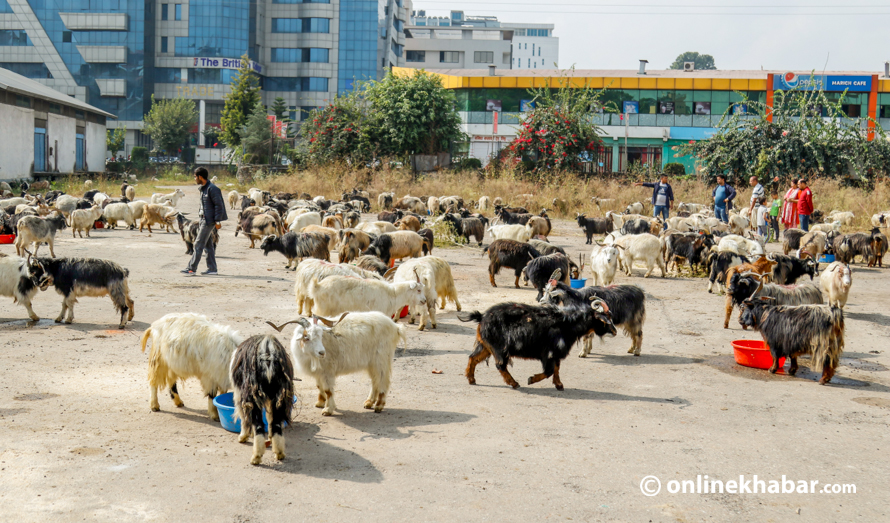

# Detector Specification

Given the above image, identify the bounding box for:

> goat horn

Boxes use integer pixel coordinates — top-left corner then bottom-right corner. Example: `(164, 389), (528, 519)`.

(739, 271), (763, 280)
(383, 267), (398, 280)
(265, 319), (307, 332)
(549, 269), (562, 281)
(589, 297), (609, 314)
(413, 268), (421, 283)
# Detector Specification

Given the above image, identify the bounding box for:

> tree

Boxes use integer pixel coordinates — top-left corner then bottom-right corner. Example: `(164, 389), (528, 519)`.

(270, 96), (294, 138)
(221, 54), (261, 148)
(363, 70), (466, 156)
(303, 89), (376, 164)
(507, 71), (613, 173)
(679, 75), (890, 183)
(143, 95), (197, 155)
(106, 126), (126, 158)
(239, 101), (280, 164)
(669, 52), (716, 70)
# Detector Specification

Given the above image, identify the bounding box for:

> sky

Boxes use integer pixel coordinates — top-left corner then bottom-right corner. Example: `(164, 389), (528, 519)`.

(410, 0), (886, 72)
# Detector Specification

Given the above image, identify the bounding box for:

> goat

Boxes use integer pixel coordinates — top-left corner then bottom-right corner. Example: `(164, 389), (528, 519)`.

(417, 228), (434, 255)
(29, 256), (135, 329)
(70, 205), (103, 238)
(230, 334), (295, 465)
(139, 204), (176, 233)
(354, 255), (389, 277)
(288, 211), (322, 233)
(236, 212), (280, 248)
(393, 196), (426, 215)
(725, 270), (821, 329)
(494, 206), (533, 226)
(576, 213), (613, 244)
(442, 214), (484, 246)
(458, 299), (615, 390)
(127, 201), (146, 227)
(488, 224), (531, 243)
(796, 231), (829, 274)
(300, 224), (341, 254)
(121, 183), (135, 202)
(665, 233), (715, 276)
(677, 202), (707, 214)
(14, 212), (67, 257)
(769, 253), (817, 285)
(102, 202), (135, 229)
(377, 210), (403, 223)
(321, 214), (343, 230)
(587, 242), (622, 286)
(476, 196), (491, 211)
(363, 231), (424, 265)
(527, 239), (565, 256)
(706, 252), (749, 294)
(738, 295), (844, 384)
(426, 196), (440, 216)
(721, 256), (778, 326)
(608, 233), (665, 278)
(151, 188), (185, 207)
(271, 312), (405, 416)
(540, 278), (646, 356)
(227, 190), (240, 210)
(260, 232), (331, 270)
(717, 234), (764, 258)
(337, 229), (372, 264)
(293, 259), (385, 315)
(173, 213), (219, 255)
(0, 253), (41, 321)
(827, 210), (855, 227)
(625, 202), (645, 215)
(141, 313), (243, 420)
(728, 213), (750, 235)
(526, 216), (550, 240)
(377, 191), (394, 210)
(782, 228), (806, 255)
(394, 215), (421, 232)
(307, 273), (426, 319)
(483, 239), (540, 288)
(820, 262), (853, 309)
(521, 253), (575, 300)
(868, 228), (888, 267)
(620, 218), (651, 235)
(393, 256), (461, 330)
(834, 233), (872, 265)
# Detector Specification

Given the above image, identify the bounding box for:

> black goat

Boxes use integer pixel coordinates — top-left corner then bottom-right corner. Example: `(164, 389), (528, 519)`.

(576, 213), (614, 244)
(482, 239), (540, 288)
(442, 213), (484, 246)
(44, 190), (64, 205)
(739, 297), (844, 384)
(174, 213), (219, 255)
(868, 228), (888, 267)
(377, 210), (403, 223)
(417, 228), (434, 255)
(835, 233), (872, 264)
(458, 300), (615, 390)
(782, 228), (806, 255)
(82, 189), (99, 201)
(527, 239), (566, 256)
(362, 234), (394, 265)
(240, 195), (256, 211)
(707, 252), (749, 293)
(230, 334), (295, 465)
(666, 233), (714, 275)
(260, 232), (331, 270)
(769, 253), (816, 285)
(495, 207), (532, 225)
(540, 279), (646, 356)
(29, 257), (135, 329)
(621, 218), (651, 235)
(521, 254), (576, 300)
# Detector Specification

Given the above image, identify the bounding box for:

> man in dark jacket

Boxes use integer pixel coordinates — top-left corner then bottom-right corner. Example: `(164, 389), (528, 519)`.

(182, 167), (227, 276)
(712, 174), (737, 223)
(633, 173), (673, 230)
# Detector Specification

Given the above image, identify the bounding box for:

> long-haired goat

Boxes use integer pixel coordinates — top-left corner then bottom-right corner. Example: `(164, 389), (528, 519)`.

(769, 253), (817, 285)
(458, 299), (615, 390)
(0, 253), (41, 321)
(521, 253), (576, 300)
(820, 262), (853, 309)
(293, 259), (385, 315)
(269, 312), (405, 415)
(868, 228), (888, 267)
(230, 334), (295, 465)
(307, 273), (426, 319)
(442, 214), (484, 246)
(482, 239), (540, 288)
(706, 252), (749, 294)
(174, 213), (219, 255)
(260, 232), (331, 270)
(576, 213), (613, 244)
(14, 211), (67, 257)
(739, 296), (844, 384)
(725, 271), (823, 330)
(393, 256), (461, 330)
(141, 313), (244, 420)
(362, 231), (424, 265)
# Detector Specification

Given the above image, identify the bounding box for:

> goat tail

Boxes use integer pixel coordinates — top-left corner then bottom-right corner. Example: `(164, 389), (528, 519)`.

(481, 244), (490, 256)
(139, 327), (152, 353)
(811, 306), (845, 372)
(457, 311), (483, 323)
(396, 323), (408, 350)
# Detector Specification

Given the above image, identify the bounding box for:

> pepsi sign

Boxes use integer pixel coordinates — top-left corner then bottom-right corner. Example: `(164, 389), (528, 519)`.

(773, 73), (871, 92)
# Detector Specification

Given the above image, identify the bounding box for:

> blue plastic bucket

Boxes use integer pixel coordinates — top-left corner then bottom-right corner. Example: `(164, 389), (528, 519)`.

(213, 392), (293, 433)
(819, 254), (835, 263)
(570, 278), (587, 289)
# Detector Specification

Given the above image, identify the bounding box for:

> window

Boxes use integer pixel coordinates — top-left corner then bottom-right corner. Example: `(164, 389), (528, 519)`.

(263, 77), (329, 92)
(406, 50), (425, 62)
(440, 51), (459, 63)
(532, 44), (535, 55)
(393, 19), (403, 32)
(155, 67), (182, 83)
(175, 4), (182, 21)
(272, 0), (330, 3)
(15, 94), (30, 108)
(271, 18), (330, 33)
(62, 31), (72, 43)
(189, 68), (222, 83)
(271, 48), (330, 63)
(538, 46), (541, 56)
(161, 36), (168, 53)
(527, 58), (530, 68)
(0, 30), (31, 46)
(391, 42), (402, 58)
(48, 103), (61, 114)
(474, 51), (493, 64)
(161, 4), (168, 20)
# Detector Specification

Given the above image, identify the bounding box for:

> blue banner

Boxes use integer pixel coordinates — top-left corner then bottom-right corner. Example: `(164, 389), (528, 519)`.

(773, 73), (871, 92)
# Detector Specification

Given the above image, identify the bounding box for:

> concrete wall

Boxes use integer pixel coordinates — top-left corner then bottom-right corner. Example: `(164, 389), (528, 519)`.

(0, 103), (35, 178)
(511, 36), (559, 69)
(86, 121), (105, 173)
(48, 113), (76, 173)
(404, 37), (511, 70)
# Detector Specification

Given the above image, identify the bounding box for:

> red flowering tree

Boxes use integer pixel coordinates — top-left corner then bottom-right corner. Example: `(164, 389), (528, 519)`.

(508, 75), (614, 173)
(302, 91), (376, 164)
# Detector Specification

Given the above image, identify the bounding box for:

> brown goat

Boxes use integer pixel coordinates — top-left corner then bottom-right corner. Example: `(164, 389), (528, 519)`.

(723, 255), (778, 329)
(395, 215), (422, 232)
(338, 229), (372, 263)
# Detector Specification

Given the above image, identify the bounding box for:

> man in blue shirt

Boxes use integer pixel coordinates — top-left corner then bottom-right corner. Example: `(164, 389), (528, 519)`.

(712, 174), (737, 223)
(634, 173), (673, 230)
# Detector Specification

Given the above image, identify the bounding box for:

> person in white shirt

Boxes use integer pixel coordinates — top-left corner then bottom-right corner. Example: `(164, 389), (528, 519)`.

(756, 198), (770, 239)
(748, 176), (765, 225)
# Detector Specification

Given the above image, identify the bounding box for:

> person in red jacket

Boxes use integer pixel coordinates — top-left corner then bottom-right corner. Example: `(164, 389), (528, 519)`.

(793, 178), (814, 232)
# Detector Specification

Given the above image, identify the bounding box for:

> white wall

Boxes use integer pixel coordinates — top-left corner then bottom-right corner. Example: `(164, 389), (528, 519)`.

(48, 113), (76, 173)
(86, 121), (105, 173)
(0, 103), (35, 179)
(511, 36), (559, 69)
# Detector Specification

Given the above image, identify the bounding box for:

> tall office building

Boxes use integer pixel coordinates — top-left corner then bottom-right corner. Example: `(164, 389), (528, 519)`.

(0, 0), (410, 155)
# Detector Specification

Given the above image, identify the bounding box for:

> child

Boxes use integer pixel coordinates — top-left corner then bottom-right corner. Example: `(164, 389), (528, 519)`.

(769, 190), (781, 242)
(756, 198), (770, 240)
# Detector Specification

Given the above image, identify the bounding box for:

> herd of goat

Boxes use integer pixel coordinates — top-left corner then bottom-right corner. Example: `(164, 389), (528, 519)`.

(0, 179), (882, 464)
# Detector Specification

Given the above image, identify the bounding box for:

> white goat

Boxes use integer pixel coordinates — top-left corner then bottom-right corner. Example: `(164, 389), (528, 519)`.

(288, 211), (322, 232)
(827, 211), (855, 227)
(588, 241), (622, 286)
(103, 202), (135, 229)
(728, 213), (750, 235)
(820, 262), (853, 309)
(151, 188), (185, 207)
(307, 274), (426, 319)
(625, 201), (645, 215)
(128, 200), (147, 223)
(140, 312), (244, 421)
(15, 212), (67, 257)
(293, 259), (383, 315)
(488, 224), (531, 243)
(393, 256), (461, 330)
(92, 192), (111, 207)
(281, 312), (406, 416)
(70, 205), (103, 238)
(612, 233), (665, 278)
(718, 234), (765, 257)
(227, 190), (240, 210)
(0, 254), (40, 321)
(809, 221), (841, 234)
(476, 196), (491, 212)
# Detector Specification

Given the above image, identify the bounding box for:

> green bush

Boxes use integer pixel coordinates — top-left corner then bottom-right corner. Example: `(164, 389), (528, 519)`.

(663, 162), (686, 175)
(457, 157), (482, 171)
(131, 147), (149, 171)
(105, 161), (125, 173)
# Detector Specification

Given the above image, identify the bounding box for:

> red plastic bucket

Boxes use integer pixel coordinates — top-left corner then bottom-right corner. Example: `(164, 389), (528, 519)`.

(731, 340), (785, 370)
(94, 221), (104, 229)
(0, 234), (14, 244)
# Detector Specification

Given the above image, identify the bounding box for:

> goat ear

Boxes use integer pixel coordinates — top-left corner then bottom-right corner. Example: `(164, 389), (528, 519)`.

(549, 269), (562, 281)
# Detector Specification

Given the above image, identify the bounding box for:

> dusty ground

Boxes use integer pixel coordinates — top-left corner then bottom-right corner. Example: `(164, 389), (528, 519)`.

(0, 184), (888, 522)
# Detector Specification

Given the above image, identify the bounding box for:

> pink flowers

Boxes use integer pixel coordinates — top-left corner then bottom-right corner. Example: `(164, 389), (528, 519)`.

(782, 130), (789, 136)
